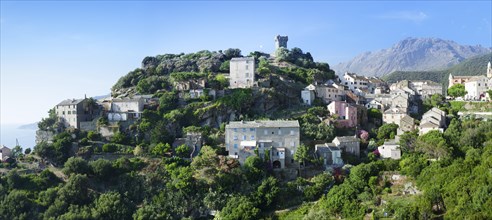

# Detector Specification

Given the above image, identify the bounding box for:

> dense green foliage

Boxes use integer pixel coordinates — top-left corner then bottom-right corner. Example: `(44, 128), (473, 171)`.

(447, 84), (467, 98)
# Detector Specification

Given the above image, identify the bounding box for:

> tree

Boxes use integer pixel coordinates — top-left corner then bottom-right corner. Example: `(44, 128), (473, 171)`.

(377, 123), (399, 141)
(0, 190), (37, 219)
(150, 143), (171, 157)
(254, 176), (280, 210)
(447, 84), (467, 98)
(24, 148), (31, 155)
(102, 143), (118, 153)
(417, 130), (450, 159)
(11, 145), (23, 159)
(92, 191), (133, 220)
(219, 196), (260, 220)
(63, 157), (90, 176)
(89, 159), (114, 180)
(294, 144), (310, 177)
(175, 144), (191, 158)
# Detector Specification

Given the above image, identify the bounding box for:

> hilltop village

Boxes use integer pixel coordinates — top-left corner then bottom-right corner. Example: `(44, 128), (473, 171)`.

(1, 36), (492, 219)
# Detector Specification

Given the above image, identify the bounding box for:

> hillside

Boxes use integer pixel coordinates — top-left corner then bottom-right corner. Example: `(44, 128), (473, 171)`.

(382, 52), (492, 88)
(334, 37), (491, 77)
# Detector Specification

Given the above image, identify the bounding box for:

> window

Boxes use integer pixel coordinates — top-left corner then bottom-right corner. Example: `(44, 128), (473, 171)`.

(234, 144), (238, 149)
(250, 128), (255, 131)
(260, 143), (264, 148)
(245, 72), (249, 77)
(278, 129), (282, 135)
(243, 135), (246, 140)
(290, 130), (295, 135)
(245, 65), (249, 70)
(68, 111), (71, 115)
(234, 136), (238, 140)
(251, 135), (255, 140)
(290, 141), (295, 147)
(62, 111), (65, 115)
(264, 130), (268, 135)
(242, 128), (246, 132)
(72, 111), (76, 114)
(234, 128), (237, 132)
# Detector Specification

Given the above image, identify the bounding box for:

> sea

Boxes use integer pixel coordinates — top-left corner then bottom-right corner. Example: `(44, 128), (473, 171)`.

(0, 123), (37, 150)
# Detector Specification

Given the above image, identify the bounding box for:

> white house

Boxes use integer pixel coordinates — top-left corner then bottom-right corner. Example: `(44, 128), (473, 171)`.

(301, 84), (316, 105)
(229, 57), (255, 89)
(341, 72), (369, 92)
(464, 76), (489, 100)
(225, 120), (300, 169)
(378, 140), (401, 160)
(107, 97), (144, 121)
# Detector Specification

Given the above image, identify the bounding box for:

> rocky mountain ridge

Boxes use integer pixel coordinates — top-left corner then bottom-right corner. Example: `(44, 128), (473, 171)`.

(334, 37), (491, 77)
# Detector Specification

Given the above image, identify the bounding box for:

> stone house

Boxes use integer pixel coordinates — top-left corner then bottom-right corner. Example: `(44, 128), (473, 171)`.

(409, 80), (443, 99)
(378, 140), (401, 160)
(382, 108), (407, 125)
(229, 57), (255, 89)
(173, 78), (207, 91)
(225, 120), (300, 169)
(332, 136), (360, 158)
(419, 107), (446, 135)
(314, 84), (345, 104)
(367, 77), (388, 94)
(398, 115), (416, 134)
(327, 101), (358, 128)
(55, 98), (98, 129)
(315, 143), (343, 167)
(172, 132), (203, 158)
(392, 94), (409, 110)
(1, 146), (12, 161)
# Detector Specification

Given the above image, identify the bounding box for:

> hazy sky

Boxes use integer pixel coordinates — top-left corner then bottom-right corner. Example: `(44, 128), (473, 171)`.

(1, 1), (491, 125)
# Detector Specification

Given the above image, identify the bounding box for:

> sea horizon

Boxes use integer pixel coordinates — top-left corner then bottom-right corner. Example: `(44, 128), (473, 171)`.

(0, 123), (37, 150)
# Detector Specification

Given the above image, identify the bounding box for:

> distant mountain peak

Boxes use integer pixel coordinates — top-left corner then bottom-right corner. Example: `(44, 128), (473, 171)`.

(334, 37), (492, 77)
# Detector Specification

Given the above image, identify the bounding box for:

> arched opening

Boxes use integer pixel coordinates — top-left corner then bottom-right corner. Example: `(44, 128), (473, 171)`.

(272, 160), (281, 169)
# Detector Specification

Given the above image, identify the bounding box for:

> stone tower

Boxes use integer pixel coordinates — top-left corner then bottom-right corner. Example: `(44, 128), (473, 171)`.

(487, 61), (492, 78)
(275, 35), (288, 49)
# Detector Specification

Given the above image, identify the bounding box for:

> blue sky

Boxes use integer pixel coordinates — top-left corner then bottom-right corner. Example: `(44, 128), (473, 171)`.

(1, 1), (491, 125)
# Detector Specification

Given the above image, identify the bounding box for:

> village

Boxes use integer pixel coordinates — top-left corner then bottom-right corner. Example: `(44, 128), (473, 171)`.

(1, 34), (491, 220)
(3, 36), (492, 176)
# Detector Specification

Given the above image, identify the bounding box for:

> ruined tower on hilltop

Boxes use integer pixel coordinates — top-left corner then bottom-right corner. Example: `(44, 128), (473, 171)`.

(274, 35), (288, 49)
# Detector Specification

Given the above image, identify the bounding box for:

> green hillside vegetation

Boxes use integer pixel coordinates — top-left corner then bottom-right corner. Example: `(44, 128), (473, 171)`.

(2, 48), (491, 219)
(383, 52), (492, 88)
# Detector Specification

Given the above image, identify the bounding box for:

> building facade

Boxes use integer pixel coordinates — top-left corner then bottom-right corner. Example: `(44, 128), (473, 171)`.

(382, 108), (407, 125)
(225, 120), (300, 169)
(378, 140), (401, 160)
(229, 57), (255, 89)
(332, 136), (360, 158)
(55, 98), (97, 129)
(315, 143), (343, 167)
(107, 97), (144, 121)
(327, 101), (358, 128)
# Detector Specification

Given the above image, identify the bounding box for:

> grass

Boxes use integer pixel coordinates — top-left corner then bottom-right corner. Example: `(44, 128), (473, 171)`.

(450, 101), (492, 112)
